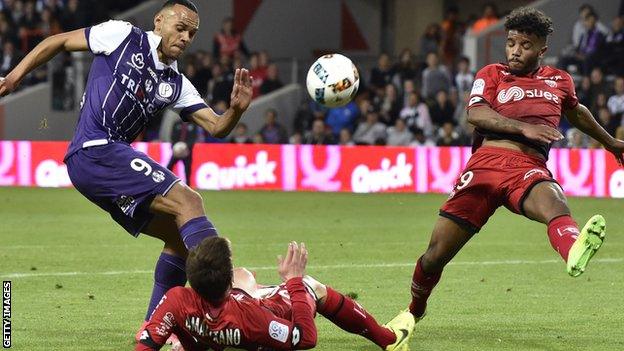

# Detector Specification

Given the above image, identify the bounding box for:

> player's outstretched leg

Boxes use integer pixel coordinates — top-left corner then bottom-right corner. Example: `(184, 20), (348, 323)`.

(308, 277), (398, 349)
(567, 214), (606, 277)
(409, 217), (473, 320)
(522, 182), (606, 277)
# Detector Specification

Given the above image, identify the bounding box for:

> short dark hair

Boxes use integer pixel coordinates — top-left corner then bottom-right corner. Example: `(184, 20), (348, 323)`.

(186, 237), (233, 302)
(504, 7), (553, 39)
(162, 0), (198, 14)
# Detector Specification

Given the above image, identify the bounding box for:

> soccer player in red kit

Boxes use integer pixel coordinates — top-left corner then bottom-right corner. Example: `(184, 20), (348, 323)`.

(136, 238), (415, 351)
(404, 7), (624, 322)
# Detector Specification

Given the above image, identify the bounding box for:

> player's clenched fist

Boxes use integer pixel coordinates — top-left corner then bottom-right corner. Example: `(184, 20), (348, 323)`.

(520, 123), (563, 144)
(0, 76), (18, 97)
(277, 241), (308, 281)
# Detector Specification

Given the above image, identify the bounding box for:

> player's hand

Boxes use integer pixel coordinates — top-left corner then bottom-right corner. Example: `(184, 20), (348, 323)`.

(0, 76), (18, 97)
(605, 138), (624, 166)
(520, 124), (563, 144)
(277, 242), (308, 282)
(229, 68), (253, 114)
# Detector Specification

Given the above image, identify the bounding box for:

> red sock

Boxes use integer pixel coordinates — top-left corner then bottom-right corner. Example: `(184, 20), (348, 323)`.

(409, 257), (441, 318)
(317, 287), (396, 348)
(547, 215), (579, 261)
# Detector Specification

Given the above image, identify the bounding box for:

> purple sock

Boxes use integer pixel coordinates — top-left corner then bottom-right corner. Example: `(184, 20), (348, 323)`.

(144, 252), (187, 320)
(179, 216), (218, 249)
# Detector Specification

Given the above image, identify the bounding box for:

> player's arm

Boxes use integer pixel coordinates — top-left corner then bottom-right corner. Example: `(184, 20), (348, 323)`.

(0, 29), (88, 96)
(467, 106), (563, 144)
(135, 289), (181, 351)
(189, 68), (253, 138)
(564, 103), (624, 165)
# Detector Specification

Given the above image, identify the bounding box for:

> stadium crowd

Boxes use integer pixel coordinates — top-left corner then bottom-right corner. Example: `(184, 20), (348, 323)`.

(165, 3), (624, 150)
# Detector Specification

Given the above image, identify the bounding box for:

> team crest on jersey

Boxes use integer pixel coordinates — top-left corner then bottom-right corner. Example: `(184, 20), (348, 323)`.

(152, 170), (165, 183)
(130, 53), (145, 70)
(497, 86), (525, 103)
(545, 79), (557, 88)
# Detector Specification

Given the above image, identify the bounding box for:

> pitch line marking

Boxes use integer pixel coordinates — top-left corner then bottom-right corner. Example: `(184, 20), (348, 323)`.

(1, 258), (622, 279)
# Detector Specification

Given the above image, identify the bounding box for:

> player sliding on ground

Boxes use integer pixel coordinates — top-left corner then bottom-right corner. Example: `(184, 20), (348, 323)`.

(0, 0), (252, 343)
(402, 7), (624, 323)
(137, 238), (415, 351)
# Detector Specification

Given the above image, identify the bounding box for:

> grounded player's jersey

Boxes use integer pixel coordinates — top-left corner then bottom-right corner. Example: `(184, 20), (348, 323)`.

(136, 278), (317, 351)
(467, 63), (579, 157)
(65, 20), (208, 159)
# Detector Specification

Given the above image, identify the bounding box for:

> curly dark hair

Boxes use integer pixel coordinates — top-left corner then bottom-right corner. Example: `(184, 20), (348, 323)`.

(504, 7), (553, 39)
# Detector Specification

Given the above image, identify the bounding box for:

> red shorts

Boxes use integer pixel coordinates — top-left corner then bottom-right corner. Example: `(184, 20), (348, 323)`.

(440, 146), (558, 233)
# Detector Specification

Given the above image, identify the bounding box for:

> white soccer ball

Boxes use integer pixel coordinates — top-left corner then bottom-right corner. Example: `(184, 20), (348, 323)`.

(306, 54), (359, 108)
(172, 141), (190, 158)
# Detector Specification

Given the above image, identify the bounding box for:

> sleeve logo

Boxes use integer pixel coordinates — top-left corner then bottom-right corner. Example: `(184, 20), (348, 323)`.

(471, 78), (485, 95)
(268, 320), (289, 343)
(292, 326), (301, 346)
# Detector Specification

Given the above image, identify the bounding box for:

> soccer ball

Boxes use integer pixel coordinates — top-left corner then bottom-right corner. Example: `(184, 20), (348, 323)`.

(306, 54), (359, 108)
(172, 141), (190, 158)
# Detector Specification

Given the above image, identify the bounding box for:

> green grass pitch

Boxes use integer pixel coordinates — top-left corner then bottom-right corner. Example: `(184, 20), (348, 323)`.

(1, 187), (623, 350)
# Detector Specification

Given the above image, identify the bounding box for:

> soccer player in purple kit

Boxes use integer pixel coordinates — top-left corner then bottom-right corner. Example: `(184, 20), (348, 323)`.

(0, 0), (252, 343)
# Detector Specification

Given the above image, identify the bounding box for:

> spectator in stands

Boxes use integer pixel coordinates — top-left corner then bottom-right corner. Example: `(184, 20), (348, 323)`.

(249, 52), (265, 98)
(304, 119), (335, 145)
(401, 79), (416, 107)
(213, 17), (249, 59)
(228, 123), (252, 144)
(400, 91), (432, 136)
(338, 128), (355, 146)
(430, 90), (455, 127)
(378, 83), (401, 126)
(608, 77), (624, 118)
(60, 0), (86, 31)
(597, 106), (619, 136)
(560, 11), (606, 75)
(571, 4), (609, 50)
(18, 0), (42, 52)
(0, 40), (18, 76)
(167, 121), (200, 185)
(0, 15), (19, 48)
(208, 64), (233, 105)
(587, 67), (612, 108)
(420, 23), (441, 58)
(258, 108), (288, 144)
(386, 118), (413, 146)
(369, 53), (394, 92)
(289, 131), (302, 144)
(252, 133), (264, 144)
(454, 56), (474, 94)
(259, 63), (283, 95)
(440, 5), (462, 68)
(603, 16), (624, 75)
(471, 3), (498, 34)
(393, 48), (417, 88)
(566, 128), (588, 148)
(353, 110), (387, 145)
(436, 122), (461, 146)
(40, 6), (61, 37)
(326, 100), (358, 137)
(421, 52), (451, 100)
(411, 128), (435, 147)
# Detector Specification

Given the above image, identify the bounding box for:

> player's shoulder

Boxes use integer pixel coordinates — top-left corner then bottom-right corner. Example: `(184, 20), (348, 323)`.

(476, 63), (508, 79)
(540, 65), (574, 82)
(91, 19), (135, 32)
(166, 286), (196, 300)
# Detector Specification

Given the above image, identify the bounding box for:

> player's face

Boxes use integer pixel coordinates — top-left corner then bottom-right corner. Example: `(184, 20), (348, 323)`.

(154, 4), (199, 61)
(505, 30), (547, 76)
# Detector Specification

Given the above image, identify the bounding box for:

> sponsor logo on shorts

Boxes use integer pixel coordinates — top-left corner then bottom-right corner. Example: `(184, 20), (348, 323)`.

(116, 195), (135, 214)
(152, 170), (165, 183)
(523, 168), (547, 180)
(269, 320), (289, 343)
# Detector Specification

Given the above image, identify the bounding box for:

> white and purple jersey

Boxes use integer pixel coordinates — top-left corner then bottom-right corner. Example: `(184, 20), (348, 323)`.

(65, 20), (208, 159)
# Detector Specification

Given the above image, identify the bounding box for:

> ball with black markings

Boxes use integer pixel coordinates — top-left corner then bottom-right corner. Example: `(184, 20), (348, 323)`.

(306, 54), (359, 108)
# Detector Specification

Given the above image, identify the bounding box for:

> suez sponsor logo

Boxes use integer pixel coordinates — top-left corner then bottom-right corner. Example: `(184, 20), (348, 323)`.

(3, 281), (10, 349)
(496, 86), (560, 104)
(195, 151), (277, 190)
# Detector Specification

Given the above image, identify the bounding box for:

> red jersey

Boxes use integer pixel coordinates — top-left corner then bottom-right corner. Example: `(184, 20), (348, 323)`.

(136, 278), (317, 351)
(467, 64), (579, 157)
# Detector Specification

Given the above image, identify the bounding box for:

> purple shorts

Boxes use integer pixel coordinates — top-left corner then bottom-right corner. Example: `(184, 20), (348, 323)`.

(65, 142), (180, 236)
